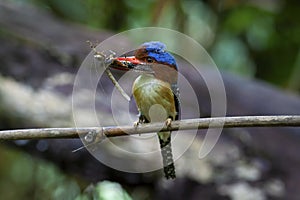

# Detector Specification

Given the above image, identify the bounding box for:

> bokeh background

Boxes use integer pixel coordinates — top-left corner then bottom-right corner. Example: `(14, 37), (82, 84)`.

(0, 0), (300, 199)
(23, 0), (300, 88)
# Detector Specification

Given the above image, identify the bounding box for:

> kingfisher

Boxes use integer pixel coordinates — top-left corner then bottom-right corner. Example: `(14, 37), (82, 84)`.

(109, 41), (180, 179)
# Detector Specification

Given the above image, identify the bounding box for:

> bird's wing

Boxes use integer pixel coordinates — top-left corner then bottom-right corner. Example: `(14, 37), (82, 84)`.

(171, 83), (180, 120)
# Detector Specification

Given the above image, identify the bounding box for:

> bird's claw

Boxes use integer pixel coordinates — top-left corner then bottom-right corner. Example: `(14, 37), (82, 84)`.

(134, 114), (147, 127)
(134, 118), (144, 136)
(165, 118), (172, 129)
(133, 120), (140, 128)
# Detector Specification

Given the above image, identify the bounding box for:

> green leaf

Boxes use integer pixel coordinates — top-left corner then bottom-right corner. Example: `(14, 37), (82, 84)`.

(94, 181), (132, 200)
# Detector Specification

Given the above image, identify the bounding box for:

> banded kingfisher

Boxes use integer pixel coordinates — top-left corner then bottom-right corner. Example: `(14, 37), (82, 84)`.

(109, 41), (180, 179)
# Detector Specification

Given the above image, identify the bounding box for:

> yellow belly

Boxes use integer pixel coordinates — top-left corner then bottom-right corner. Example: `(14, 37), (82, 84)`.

(132, 74), (176, 122)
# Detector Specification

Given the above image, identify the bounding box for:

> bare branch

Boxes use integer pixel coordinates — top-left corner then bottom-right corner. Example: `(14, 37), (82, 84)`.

(0, 115), (300, 141)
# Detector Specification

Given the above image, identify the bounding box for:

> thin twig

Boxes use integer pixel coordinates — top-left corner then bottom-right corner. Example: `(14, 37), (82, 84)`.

(104, 69), (130, 101)
(0, 115), (299, 140)
(87, 40), (130, 101)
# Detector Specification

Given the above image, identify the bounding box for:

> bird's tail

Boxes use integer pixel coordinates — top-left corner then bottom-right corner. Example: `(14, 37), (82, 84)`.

(158, 131), (176, 179)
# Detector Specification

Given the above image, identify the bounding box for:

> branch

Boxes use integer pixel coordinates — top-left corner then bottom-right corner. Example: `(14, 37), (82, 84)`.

(0, 115), (300, 141)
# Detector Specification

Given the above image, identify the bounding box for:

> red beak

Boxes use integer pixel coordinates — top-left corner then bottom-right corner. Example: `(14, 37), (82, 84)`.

(109, 56), (142, 71)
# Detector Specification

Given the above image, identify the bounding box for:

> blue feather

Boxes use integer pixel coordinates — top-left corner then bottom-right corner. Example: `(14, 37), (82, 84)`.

(142, 41), (177, 68)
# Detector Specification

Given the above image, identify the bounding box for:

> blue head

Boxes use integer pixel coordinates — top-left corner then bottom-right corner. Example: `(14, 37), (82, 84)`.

(135, 41), (177, 70)
(109, 41), (178, 84)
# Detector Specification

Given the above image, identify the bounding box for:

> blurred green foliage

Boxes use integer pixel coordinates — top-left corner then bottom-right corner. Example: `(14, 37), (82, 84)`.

(0, 145), (80, 200)
(0, 145), (132, 200)
(75, 181), (132, 200)
(12, 0), (300, 91)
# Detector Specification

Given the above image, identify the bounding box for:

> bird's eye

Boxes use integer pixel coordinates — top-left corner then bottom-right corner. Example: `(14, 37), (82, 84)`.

(146, 57), (154, 63)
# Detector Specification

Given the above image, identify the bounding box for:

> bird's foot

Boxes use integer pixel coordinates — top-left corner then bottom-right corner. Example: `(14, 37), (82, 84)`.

(133, 121), (141, 136)
(134, 115), (145, 127)
(134, 114), (147, 135)
(165, 118), (172, 129)
(133, 120), (140, 128)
